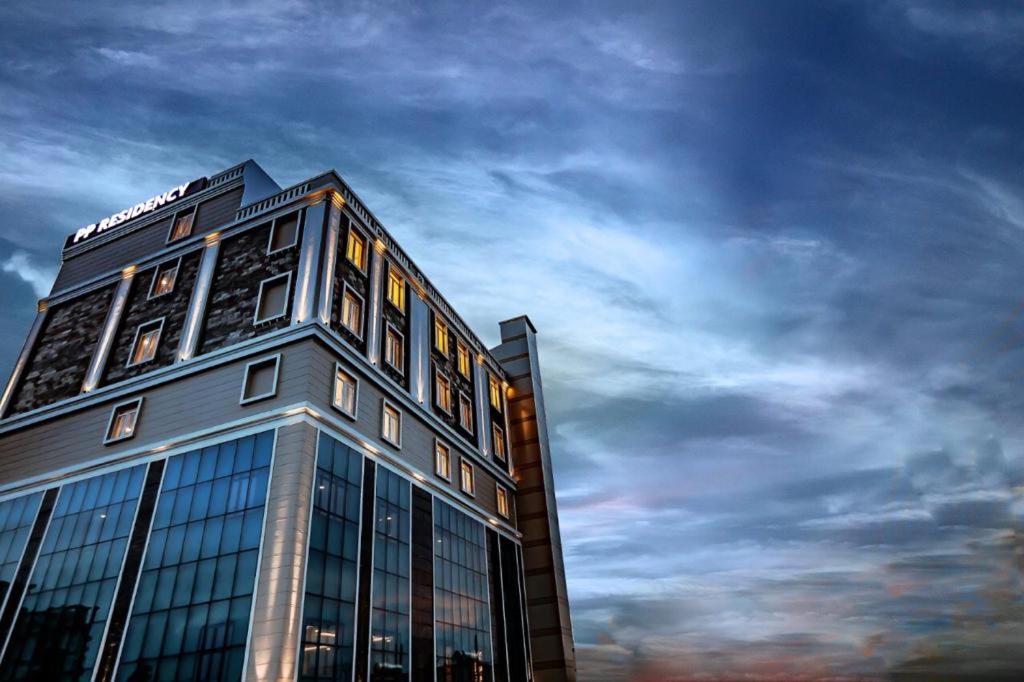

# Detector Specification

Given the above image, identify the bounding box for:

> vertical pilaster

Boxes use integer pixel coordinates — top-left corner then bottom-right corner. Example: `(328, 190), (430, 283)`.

(292, 199), (327, 326)
(366, 242), (385, 364)
(245, 422), (319, 681)
(177, 237), (220, 362)
(82, 271), (134, 393)
(0, 304), (48, 418)
(317, 196), (343, 326)
(474, 359), (490, 458)
(409, 291), (430, 404)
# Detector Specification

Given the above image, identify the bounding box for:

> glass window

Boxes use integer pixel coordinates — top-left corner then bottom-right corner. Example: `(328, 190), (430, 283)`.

(433, 500), (492, 680)
(107, 399), (142, 443)
(369, 468), (410, 679)
(115, 432), (274, 682)
(496, 485), (510, 518)
(434, 318), (449, 355)
(299, 433), (363, 681)
(129, 320), (162, 367)
(384, 327), (403, 373)
(169, 211), (194, 242)
(434, 441), (451, 481)
(435, 372), (451, 414)
(0, 466), (146, 681)
(150, 262), (178, 298)
(492, 424), (507, 462)
(346, 229), (367, 271)
(489, 376), (502, 412)
(333, 366), (358, 418)
(460, 460), (475, 497)
(382, 403), (401, 447)
(386, 270), (405, 312)
(342, 289), (363, 337)
(459, 393), (473, 434)
(0, 492), (42, 609)
(255, 273), (290, 324)
(457, 342), (471, 378)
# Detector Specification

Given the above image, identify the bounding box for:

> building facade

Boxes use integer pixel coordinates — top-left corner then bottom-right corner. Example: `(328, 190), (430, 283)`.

(0, 161), (575, 682)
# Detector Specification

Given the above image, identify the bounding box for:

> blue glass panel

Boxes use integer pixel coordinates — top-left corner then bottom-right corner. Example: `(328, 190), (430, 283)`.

(0, 492), (42, 607)
(369, 467), (411, 680)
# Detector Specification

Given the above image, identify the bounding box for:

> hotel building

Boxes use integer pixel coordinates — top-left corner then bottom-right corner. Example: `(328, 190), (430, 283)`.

(0, 161), (575, 681)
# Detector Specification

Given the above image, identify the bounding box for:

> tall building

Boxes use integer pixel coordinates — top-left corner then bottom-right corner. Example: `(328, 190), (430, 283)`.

(0, 161), (575, 682)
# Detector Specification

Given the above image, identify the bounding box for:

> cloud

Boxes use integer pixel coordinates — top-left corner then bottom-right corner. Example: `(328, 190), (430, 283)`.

(1, 251), (55, 298)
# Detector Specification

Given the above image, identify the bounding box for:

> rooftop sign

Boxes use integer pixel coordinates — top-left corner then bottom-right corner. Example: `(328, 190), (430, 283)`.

(65, 178), (207, 248)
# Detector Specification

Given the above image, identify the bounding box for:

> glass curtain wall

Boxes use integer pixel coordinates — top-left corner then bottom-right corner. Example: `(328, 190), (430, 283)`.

(369, 467), (410, 681)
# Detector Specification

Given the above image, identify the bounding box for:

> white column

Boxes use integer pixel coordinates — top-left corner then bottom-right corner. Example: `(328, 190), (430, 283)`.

(317, 196), (343, 326)
(474, 359), (490, 458)
(292, 199), (327, 326)
(408, 292), (430, 404)
(82, 272), (134, 393)
(177, 238), (221, 362)
(366, 242), (385, 364)
(0, 305), (49, 417)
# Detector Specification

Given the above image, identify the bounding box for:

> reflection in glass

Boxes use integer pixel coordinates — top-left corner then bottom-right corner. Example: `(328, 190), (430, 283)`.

(370, 468), (410, 680)
(0, 492), (41, 611)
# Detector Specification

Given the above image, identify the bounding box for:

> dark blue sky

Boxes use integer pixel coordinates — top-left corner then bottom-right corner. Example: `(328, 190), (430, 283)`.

(3, 2), (1024, 680)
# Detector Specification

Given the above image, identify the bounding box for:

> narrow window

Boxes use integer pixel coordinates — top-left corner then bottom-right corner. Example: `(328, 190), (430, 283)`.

(240, 355), (280, 404)
(255, 272), (291, 324)
(149, 261), (178, 299)
(168, 210), (194, 242)
(435, 440), (451, 480)
(434, 317), (449, 355)
(268, 214), (299, 253)
(387, 269), (406, 312)
(342, 288), (363, 337)
(489, 375), (502, 412)
(497, 484), (510, 518)
(459, 459), (475, 496)
(382, 401), (402, 447)
(459, 392), (473, 433)
(457, 341), (471, 378)
(128, 319), (163, 367)
(435, 371), (452, 413)
(105, 398), (142, 444)
(346, 228), (367, 271)
(333, 364), (359, 418)
(385, 325), (404, 373)
(493, 423), (507, 461)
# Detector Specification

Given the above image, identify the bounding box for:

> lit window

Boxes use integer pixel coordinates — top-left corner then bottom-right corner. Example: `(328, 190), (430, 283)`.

(269, 214), (299, 253)
(460, 459), (475, 496)
(333, 365), (358, 418)
(105, 399), (142, 443)
(346, 228), (367, 270)
(457, 341), (471, 378)
(493, 424), (507, 461)
(385, 326), (403, 372)
(382, 401), (402, 447)
(459, 392), (473, 433)
(497, 484), (510, 518)
(435, 441), (451, 480)
(255, 272), (291, 324)
(129, 320), (162, 366)
(342, 288), (363, 337)
(168, 211), (194, 241)
(434, 318), (449, 355)
(241, 355), (279, 404)
(387, 269), (405, 312)
(149, 262), (178, 298)
(435, 371), (452, 413)
(489, 375), (502, 412)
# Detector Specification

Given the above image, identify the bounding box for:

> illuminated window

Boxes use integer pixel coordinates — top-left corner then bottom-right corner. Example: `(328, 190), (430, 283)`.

(497, 484), (510, 518)
(382, 401), (402, 447)
(346, 228), (367, 271)
(435, 371), (452, 413)
(168, 210), (194, 242)
(387, 269), (405, 312)
(255, 272), (291, 324)
(385, 326), (403, 373)
(459, 459), (475, 496)
(434, 318), (449, 355)
(129, 319), (163, 366)
(333, 365), (358, 418)
(489, 375), (502, 412)
(457, 341), (471, 378)
(492, 424), (506, 461)
(341, 288), (363, 337)
(459, 392), (473, 434)
(149, 261), (178, 298)
(435, 440), (451, 480)
(105, 398), (142, 443)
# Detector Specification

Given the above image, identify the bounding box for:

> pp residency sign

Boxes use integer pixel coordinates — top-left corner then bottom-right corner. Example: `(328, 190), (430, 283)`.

(65, 178), (207, 248)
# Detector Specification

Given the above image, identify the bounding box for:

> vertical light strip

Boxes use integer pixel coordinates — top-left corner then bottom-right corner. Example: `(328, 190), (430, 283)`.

(409, 293), (429, 404)
(473, 359), (490, 458)
(0, 304), (48, 417)
(317, 197), (343, 325)
(366, 241), (385, 364)
(82, 271), (134, 393)
(292, 199), (327, 325)
(176, 237), (220, 362)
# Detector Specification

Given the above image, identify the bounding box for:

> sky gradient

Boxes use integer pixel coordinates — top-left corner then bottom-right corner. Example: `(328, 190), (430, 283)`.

(3, 2), (1024, 680)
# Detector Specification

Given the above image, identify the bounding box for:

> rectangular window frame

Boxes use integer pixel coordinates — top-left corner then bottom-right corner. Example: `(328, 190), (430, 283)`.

(332, 362), (360, 420)
(266, 211), (302, 255)
(239, 353), (281, 405)
(165, 204), (198, 244)
(489, 375), (503, 412)
(492, 423), (507, 462)
(496, 483), (510, 518)
(384, 323), (405, 374)
(459, 458), (475, 497)
(147, 256), (181, 300)
(381, 399), (403, 448)
(457, 341), (471, 379)
(458, 391), (474, 434)
(126, 317), (166, 368)
(434, 316), (449, 355)
(345, 222), (370, 273)
(434, 439), (452, 482)
(386, 267), (406, 312)
(434, 369), (452, 415)
(340, 283), (365, 339)
(104, 396), (144, 445)
(253, 270), (293, 325)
